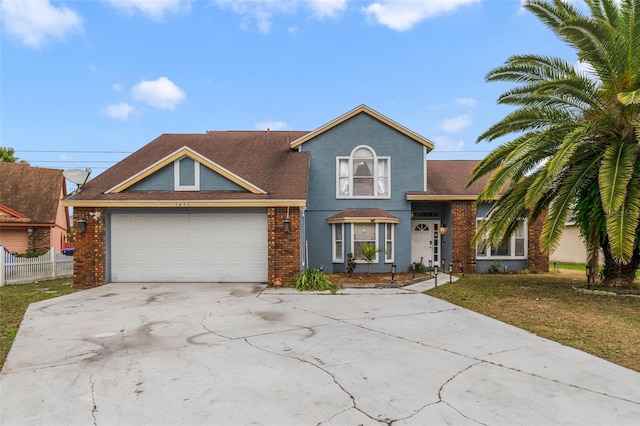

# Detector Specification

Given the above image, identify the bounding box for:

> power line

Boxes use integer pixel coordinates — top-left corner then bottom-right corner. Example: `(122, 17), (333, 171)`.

(17, 150), (132, 154)
(27, 160), (117, 163)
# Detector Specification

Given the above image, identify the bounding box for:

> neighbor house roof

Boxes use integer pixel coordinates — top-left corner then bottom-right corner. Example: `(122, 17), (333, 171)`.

(63, 131), (311, 207)
(406, 160), (496, 201)
(290, 105), (435, 151)
(0, 162), (67, 226)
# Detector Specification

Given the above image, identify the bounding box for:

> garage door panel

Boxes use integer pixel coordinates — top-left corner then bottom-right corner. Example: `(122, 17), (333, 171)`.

(111, 213), (268, 283)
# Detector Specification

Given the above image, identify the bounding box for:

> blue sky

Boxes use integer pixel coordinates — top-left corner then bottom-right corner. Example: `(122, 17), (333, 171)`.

(1, 0), (580, 175)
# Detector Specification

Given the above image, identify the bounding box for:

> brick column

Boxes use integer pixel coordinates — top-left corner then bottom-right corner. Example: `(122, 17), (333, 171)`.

(72, 207), (106, 288)
(267, 207), (301, 286)
(451, 200), (477, 273)
(528, 212), (549, 272)
(29, 227), (50, 252)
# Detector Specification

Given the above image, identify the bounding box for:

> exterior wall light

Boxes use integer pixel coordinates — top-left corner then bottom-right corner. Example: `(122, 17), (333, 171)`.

(76, 219), (87, 234)
(439, 223), (448, 235)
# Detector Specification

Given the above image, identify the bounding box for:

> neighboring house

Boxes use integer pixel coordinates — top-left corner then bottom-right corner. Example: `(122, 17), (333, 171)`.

(550, 222), (591, 264)
(63, 105), (548, 288)
(0, 162), (71, 253)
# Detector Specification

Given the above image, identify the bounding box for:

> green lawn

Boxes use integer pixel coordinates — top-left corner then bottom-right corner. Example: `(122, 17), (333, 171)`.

(428, 271), (640, 372)
(0, 278), (79, 370)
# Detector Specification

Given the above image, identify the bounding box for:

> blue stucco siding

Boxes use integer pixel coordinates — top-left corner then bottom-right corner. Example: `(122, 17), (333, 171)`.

(200, 167), (246, 191)
(129, 164), (174, 191)
(304, 209), (413, 273)
(299, 112), (426, 209)
(300, 112), (427, 273)
(126, 162), (246, 192)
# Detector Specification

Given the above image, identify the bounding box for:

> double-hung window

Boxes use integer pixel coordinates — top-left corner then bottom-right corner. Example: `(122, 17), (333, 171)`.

(353, 223), (378, 263)
(476, 218), (527, 258)
(384, 223), (394, 263)
(337, 146), (390, 198)
(332, 224), (344, 263)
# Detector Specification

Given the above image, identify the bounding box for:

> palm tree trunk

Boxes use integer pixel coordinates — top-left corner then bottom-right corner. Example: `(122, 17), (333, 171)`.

(601, 239), (640, 287)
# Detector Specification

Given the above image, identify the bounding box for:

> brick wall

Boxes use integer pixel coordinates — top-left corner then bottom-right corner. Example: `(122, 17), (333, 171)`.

(28, 227), (50, 252)
(451, 200), (477, 273)
(528, 212), (549, 272)
(72, 207), (106, 288)
(268, 207), (300, 286)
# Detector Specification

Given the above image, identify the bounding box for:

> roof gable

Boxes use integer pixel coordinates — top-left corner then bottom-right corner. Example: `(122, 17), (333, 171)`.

(106, 146), (266, 194)
(290, 105), (434, 151)
(63, 131), (311, 207)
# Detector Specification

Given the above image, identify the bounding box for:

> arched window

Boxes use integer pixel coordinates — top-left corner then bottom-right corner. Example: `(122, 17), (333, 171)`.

(336, 146), (390, 198)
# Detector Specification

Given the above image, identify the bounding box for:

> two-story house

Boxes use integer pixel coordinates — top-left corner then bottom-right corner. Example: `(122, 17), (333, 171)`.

(64, 105), (548, 288)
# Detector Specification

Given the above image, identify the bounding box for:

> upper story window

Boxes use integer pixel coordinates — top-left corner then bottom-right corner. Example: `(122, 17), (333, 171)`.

(174, 156), (200, 191)
(337, 146), (390, 199)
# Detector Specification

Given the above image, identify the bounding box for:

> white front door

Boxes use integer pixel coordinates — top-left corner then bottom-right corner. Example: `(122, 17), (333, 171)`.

(411, 220), (439, 267)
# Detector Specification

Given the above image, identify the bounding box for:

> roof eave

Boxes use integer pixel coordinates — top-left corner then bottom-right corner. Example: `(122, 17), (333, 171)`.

(61, 199), (307, 208)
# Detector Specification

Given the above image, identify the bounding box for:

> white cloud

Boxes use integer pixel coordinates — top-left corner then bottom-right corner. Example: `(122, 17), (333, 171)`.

(106, 102), (137, 119)
(0, 0), (83, 48)
(362, 0), (479, 31)
(103, 0), (189, 21)
(216, 0), (347, 34)
(455, 97), (477, 107)
(216, 0), (295, 34)
(307, 0), (348, 18)
(255, 120), (287, 130)
(441, 114), (472, 133)
(112, 83), (123, 92)
(433, 136), (465, 152)
(131, 77), (186, 109)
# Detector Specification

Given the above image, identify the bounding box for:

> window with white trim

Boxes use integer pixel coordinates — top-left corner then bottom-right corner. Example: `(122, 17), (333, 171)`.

(352, 223), (378, 263)
(385, 223), (394, 263)
(476, 218), (527, 258)
(332, 224), (344, 263)
(175, 156), (200, 191)
(337, 146), (390, 198)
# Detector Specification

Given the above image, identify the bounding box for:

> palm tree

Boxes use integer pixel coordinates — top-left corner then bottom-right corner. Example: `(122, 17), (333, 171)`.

(470, 0), (640, 286)
(0, 147), (21, 162)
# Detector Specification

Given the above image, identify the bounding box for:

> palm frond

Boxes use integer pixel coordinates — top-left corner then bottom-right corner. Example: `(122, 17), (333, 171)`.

(477, 107), (574, 142)
(540, 154), (601, 253)
(606, 170), (640, 262)
(617, 89), (640, 104)
(599, 140), (635, 214)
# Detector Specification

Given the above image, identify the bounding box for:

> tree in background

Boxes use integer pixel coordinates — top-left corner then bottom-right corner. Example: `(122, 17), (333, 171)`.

(469, 0), (640, 286)
(0, 147), (24, 163)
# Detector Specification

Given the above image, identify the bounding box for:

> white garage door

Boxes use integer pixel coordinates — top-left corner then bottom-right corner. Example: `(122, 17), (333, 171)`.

(111, 213), (268, 282)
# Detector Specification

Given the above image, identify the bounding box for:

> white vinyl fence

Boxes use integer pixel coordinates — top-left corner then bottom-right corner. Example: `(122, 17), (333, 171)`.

(0, 246), (73, 286)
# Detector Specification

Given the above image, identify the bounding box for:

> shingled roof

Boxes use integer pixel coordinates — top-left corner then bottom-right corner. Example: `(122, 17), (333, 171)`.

(64, 131), (311, 206)
(406, 160), (495, 200)
(0, 162), (67, 224)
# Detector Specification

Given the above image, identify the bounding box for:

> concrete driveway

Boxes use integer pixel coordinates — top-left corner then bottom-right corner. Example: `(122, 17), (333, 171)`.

(1, 282), (639, 425)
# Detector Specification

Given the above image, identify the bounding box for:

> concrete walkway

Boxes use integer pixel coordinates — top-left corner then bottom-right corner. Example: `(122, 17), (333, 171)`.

(1, 281), (639, 425)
